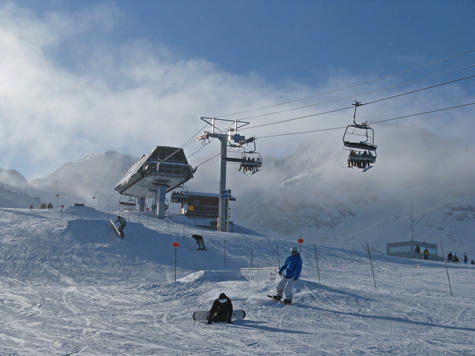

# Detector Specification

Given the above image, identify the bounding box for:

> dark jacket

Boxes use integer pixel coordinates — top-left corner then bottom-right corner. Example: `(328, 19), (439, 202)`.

(208, 293), (233, 323)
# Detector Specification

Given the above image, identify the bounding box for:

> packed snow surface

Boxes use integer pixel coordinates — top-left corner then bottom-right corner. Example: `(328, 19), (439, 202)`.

(0, 207), (474, 355)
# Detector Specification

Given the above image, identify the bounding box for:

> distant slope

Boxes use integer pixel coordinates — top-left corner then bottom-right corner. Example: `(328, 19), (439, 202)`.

(0, 169), (42, 208)
(30, 151), (137, 206)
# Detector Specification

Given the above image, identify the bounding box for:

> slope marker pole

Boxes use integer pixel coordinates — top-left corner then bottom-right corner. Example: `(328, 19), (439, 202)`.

(314, 244), (321, 284)
(367, 243), (377, 289)
(439, 240), (454, 297)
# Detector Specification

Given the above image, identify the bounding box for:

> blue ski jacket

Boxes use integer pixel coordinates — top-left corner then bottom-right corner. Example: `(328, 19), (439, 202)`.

(279, 253), (302, 281)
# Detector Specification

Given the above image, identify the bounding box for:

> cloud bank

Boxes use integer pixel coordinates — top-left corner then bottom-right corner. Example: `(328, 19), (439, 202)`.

(0, 2), (473, 183)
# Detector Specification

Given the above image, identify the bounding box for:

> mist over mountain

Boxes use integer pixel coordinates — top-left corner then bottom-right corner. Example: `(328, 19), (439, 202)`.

(29, 151), (138, 208)
(1, 125), (473, 257)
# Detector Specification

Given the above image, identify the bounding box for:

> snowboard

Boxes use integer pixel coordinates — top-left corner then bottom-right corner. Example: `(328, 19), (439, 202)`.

(267, 295), (292, 304)
(193, 309), (246, 322)
(110, 219), (124, 238)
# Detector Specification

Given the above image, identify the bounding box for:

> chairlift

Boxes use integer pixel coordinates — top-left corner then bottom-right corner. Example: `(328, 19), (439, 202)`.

(170, 185), (189, 203)
(119, 195), (136, 209)
(343, 101), (377, 171)
(224, 148), (263, 175)
(238, 151), (262, 175)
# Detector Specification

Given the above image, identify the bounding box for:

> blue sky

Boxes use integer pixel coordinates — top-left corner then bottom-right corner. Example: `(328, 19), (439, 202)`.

(28, 0), (474, 84)
(0, 0), (474, 179)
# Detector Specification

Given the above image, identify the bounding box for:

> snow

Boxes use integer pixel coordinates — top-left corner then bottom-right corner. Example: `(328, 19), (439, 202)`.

(1, 206), (474, 355)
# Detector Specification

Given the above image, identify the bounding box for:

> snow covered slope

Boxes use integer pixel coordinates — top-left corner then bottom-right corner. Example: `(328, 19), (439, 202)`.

(0, 207), (474, 355)
(1, 126), (474, 258)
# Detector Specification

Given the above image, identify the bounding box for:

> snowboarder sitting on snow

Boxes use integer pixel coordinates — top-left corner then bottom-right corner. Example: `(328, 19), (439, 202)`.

(272, 246), (302, 304)
(192, 234), (206, 250)
(207, 293), (233, 324)
(447, 252), (453, 262)
(116, 216), (126, 236)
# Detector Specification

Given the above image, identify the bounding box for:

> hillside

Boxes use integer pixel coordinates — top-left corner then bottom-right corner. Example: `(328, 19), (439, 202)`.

(0, 206), (474, 355)
(1, 126), (474, 258)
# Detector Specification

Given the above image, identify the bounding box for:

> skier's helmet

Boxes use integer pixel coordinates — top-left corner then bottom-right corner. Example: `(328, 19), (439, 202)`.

(291, 246), (298, 255)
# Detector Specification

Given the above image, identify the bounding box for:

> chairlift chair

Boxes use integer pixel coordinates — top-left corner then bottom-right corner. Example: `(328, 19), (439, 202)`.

(170, 185), (189, 203)
(119, 195), (136, 209)
(343, 101), (377, 170)
(239, 151), (262, 175)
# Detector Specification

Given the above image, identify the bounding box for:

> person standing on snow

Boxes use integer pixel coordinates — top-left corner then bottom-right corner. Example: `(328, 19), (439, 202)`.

(272, 246), (302, 304)
(423, 247), (429, 260)
(207, 293), (233, 324)
(414, 244), (421, 259)
(116, 216), (126, 237)
(192, 234), (206, 250)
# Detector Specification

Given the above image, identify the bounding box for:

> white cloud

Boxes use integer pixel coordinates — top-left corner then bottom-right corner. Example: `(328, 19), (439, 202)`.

(0, 2), (473, 183)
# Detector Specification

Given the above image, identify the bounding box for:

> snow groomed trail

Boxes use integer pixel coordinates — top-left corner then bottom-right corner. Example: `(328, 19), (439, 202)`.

(0, 207), (474, 355)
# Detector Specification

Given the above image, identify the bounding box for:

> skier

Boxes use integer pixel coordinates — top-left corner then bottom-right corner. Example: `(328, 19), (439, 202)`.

(423, 247), (429, 260)
(414, 245), (421, 259)
(192, 234), (206, 250)
(116, 216), (126, 236)
(207, 293), (233, 324)
(272, 246), (302, 304)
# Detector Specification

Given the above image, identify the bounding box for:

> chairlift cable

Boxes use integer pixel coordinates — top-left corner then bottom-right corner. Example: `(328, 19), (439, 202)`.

(192, 152), (221, 168)
(235, 64), (475, 121)
(255, 102), (475, 139)
(161, 124), (208, 163)
(242, 74), (475, 131)
(216, 49), (475, 118)
(362, 74), (475, 107)
(367, 102), (475, 125)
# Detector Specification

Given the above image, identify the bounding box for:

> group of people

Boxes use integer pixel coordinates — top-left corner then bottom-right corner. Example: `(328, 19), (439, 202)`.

(207, 247), (302, 324)
(347, 150), (374, 169)
(414, 245), (430, 260)
(29, 202), (54, 209)
(238, 157), (261, 174)
(447, 252), (473, 264)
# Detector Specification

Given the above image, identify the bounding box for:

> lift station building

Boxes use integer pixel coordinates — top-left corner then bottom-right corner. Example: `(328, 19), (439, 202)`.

(114, 146), (194, 218)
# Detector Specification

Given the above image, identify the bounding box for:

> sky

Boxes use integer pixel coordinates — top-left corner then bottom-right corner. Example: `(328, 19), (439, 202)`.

(0, 0), (474, 180)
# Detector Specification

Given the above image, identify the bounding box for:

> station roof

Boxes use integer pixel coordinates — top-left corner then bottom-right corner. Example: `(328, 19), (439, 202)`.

(115, 146), (194, 198)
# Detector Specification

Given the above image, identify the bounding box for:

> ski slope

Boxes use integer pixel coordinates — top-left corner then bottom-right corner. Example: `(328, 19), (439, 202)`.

(0, 207), (474, 355)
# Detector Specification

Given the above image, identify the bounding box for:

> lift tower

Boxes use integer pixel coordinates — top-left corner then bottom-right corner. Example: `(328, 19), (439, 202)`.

(198, 117), (261, 232)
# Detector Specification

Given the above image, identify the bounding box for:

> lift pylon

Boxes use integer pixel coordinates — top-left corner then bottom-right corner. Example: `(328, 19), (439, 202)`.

(198, 117), (262, 231)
